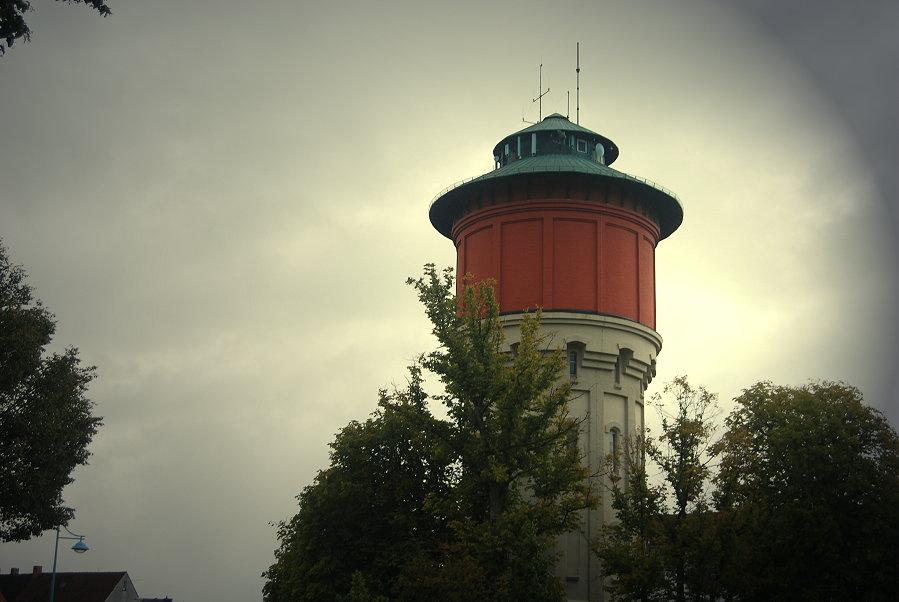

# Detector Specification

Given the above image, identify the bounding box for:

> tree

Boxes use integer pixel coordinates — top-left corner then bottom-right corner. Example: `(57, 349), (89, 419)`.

(406, 265), (595, 601)
(712, 381), (899, 601)
(648, 377), (719, 602)
(264, 265), (595, 601)
(594, 436), (667, 602)
(0, 241), (101, 541)
(597, 377), (722, 602)
(262, 367), (453, 602)
(0, 0), (111, 55)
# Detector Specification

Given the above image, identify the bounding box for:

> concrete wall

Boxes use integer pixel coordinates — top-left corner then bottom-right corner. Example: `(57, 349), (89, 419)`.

(502, 312), (661, 602)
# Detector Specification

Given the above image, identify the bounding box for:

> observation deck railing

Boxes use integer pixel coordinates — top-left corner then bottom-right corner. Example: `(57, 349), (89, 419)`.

(429, 164), (680, 210)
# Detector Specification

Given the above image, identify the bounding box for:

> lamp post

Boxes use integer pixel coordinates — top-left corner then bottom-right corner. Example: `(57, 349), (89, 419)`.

(49, 525), (88, 602)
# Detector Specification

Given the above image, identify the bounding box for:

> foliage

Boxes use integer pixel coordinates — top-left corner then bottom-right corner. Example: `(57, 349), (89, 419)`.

(649, 377), (718, 519)
(0, 241), (101, 541)
(0, 0), (111, 55)
(603, 378), (899, 601)
(262, 367), (452, 601)
(264, 264), (595, 600)
(337, 572), (389, 602)
(598, 377), (720, 602)
(395, 517), (565, 602)
(393, 540), (492, 602)
(594, 437), (667, 602)
(409, 265), (594, 533)
(647, 377), (719, 602)
(404, 265), (595, 600)
(712, 380), (899, 601)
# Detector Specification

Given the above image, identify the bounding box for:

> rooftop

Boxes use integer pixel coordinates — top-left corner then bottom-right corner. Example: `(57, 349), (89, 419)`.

(0, 567), (171, 602)
(429, 113), (683, 240)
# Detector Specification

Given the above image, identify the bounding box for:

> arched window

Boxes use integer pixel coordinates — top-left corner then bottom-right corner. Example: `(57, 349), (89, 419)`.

(608, 427), (622, 472)
(608, 427), (621, 457)
(566, 342), (584, 380)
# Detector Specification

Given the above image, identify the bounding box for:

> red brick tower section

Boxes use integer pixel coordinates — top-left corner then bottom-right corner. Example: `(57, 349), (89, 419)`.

(430, 113), (681, 328)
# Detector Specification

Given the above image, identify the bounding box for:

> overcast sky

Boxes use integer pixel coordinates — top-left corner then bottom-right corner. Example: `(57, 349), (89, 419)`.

(1, 1), (897, 600)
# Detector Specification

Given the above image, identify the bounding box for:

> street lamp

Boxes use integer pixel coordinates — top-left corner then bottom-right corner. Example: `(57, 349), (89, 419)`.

(49, 525), (88, 602)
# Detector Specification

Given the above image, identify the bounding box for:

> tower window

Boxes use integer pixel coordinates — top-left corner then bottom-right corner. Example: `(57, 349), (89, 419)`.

(567, 426), (579, 449)
(608, 427), (622, 472)
(576, 139), (588, 153)
(567, 343), (584, 380)
(609, 428), (620, 457)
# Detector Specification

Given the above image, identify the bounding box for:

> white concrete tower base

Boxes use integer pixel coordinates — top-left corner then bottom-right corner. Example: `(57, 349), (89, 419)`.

(501, 311), (661, 602)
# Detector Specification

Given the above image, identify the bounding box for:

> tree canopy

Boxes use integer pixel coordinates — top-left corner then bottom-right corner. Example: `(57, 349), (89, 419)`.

(264, 265), (595, 601)
(263, 367), (453, 601)
(0, 241), (101, 541)
(594, 436), (667, 602)
(599, 377), (899, 601)
(596, 377), (721, 602)
(713, 380), (899, 601)
(0, 0), (111, 55)
(411, 266), (594, 536)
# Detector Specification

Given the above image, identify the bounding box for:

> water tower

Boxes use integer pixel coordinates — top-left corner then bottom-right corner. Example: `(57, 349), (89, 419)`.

(429, 112), (682, 601)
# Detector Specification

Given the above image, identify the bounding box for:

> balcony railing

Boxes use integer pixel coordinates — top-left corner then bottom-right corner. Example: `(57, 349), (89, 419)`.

(430, 166), (680, 209)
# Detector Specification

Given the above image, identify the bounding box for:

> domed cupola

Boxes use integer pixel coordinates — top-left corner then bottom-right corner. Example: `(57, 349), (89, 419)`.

(430, 114), (682, 243)
(492, 112), (619, 167)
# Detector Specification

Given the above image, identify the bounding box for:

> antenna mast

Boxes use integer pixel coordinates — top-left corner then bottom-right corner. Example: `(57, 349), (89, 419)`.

(532, 63), (549, 121)
(576, 42), (581, 124)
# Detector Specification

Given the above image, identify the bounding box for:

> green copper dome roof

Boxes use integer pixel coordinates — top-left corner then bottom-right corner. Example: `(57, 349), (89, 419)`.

(471, 153), (635, 184)
(430, 114), (683, 240)
(494, 113), (620, 165)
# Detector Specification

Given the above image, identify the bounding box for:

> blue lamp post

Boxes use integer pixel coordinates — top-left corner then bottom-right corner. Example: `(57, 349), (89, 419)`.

(49, 525), (88, 602)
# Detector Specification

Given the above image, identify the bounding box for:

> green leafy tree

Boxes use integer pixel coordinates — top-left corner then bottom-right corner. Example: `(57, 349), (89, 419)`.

(406, 265), (595, 601)
(595, 436), (667, 602)
(648, 377), (719, 602)
(338, 572), (389, 602)
(0, 0), (111, 55)
(598, 377), (721, 602)
(262, 367), (453, 602)
(712, 381), (899, 601)
(0, 241), (101, 541)
(393, 540), (492, 602)
(265, 265), (595, 601)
